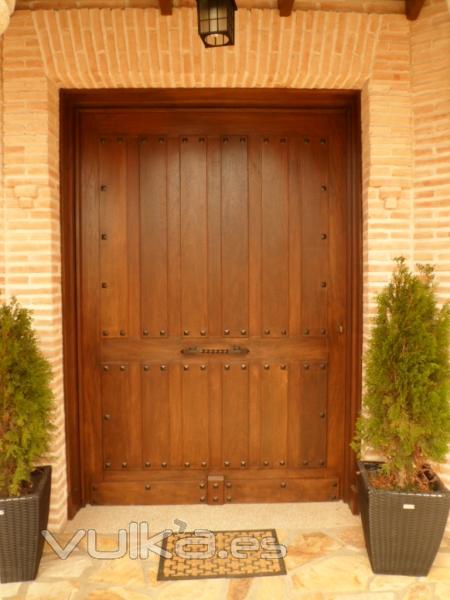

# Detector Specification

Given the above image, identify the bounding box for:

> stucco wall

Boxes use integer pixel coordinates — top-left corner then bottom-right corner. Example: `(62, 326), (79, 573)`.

(0, 0), (448, 529)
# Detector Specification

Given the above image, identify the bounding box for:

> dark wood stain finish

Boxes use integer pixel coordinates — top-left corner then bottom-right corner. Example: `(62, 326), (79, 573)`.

(60, 89), (362, 517)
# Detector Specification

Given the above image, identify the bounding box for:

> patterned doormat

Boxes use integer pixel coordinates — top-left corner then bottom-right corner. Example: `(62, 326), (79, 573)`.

(157, 528), (286, 581)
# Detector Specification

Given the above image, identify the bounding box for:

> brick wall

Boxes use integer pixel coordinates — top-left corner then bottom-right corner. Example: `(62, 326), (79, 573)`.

(0, 1), (448, 529)
(411, 0), (450, 484)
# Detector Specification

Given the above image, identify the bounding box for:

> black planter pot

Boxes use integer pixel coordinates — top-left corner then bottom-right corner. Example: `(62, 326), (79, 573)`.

(0, 466), (52, 583)
(357, 460), (450, 576)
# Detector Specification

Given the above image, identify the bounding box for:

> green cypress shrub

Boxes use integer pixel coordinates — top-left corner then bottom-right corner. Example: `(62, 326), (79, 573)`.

(352, 257), (450, 490)
(0, 297), (54, 497)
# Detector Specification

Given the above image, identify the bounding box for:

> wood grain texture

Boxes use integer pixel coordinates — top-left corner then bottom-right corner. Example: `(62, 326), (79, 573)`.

(62, 90), (361, 513)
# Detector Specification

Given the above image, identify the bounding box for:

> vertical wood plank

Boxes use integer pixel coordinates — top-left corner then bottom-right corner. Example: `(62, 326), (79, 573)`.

(80, 128), (102, 491)
(300, 137), (329, 336)
(222, 363), (249, 466)
(127, 363), (142, 468)
(142, 364), (171, 469)
(167, 137), (181, 338)
(180, 137), (208, 337)
(287, 362), (301, 467)
(208, 362), (222, 468)
(99, 138), (129, 337)
(181, 365), (209, 466)
(169, 363), (183, 467)
(140, 136), (169, 337)
(207, 137), (222, 338)
(127, 138), (141, 338)
(101, 364), (130, 470)
(221, 136), (249, 337)
(248, 361), (261, 467)
(298, 364), (328, 468)
(248, 136), (262, 338)
(288, 139), (302, 337)
(327, 118), (348, 472)
(261, 137), (289, 337)
(260, 363), (288, 466)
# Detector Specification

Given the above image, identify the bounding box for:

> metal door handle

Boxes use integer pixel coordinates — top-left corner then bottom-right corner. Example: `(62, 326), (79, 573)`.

(181, 346), (249, 355)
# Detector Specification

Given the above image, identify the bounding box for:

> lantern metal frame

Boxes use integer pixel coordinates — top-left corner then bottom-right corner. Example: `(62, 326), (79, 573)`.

(196, 0), (238, 48)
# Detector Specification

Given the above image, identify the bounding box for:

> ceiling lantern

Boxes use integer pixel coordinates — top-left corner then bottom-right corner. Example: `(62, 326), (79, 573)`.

(196, 0), (237, 48)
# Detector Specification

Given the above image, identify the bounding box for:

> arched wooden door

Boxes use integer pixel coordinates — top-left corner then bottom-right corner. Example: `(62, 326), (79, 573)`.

(63, 91), (361, 511)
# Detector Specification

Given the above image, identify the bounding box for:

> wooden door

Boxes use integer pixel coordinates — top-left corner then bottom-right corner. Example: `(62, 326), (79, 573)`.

(77, 106), (352, 506)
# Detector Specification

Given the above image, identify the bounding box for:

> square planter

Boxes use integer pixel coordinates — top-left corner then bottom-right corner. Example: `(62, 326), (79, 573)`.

(357, 460), (450, 576)
(0, 466), (52, 583)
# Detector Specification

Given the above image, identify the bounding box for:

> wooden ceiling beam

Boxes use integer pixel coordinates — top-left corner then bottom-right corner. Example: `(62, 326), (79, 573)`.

(405, 0), (425, 20)
(159, 0), (173, 16)
(278, 0), (294, 17)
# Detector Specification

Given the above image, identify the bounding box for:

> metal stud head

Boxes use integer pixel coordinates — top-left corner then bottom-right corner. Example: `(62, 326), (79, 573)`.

(201, 461), (207, 468)
(224, 364), (231, 371)
(321, 281), (327, 288)
(104, 414), (111, 421)
(281, 329), (287, 335)
(183, 330), (190, 336)
(224, 461), (230, 467)
(321, 185), (328, 192)
(280, 481), (287, 488)
(183, 365), (189, 371)
(121, 462), (128, 468)
(200, 364), (207, 371)
(143, 365), (149, 371)
(303, 363), (310, 370)
(226, 482), (232, 488)
(160, 365), (167, 371)
(145, 461), (151, 468)
(200, 496), (206, 502)
(200, 329), (207, 336)
(199, 482), (206, 489)
(224, 329), (230, 336)
(264, 364), (270, 370)
(105, 462), (111, 468)
(103, 365), (109, 371)
(143, 329), (149, 336)
(264, 329), (270, 335)
(240, 329), (247, 335)
(120, 330), (126, 337)
(241, 364), (247, 370)
(281, 364), (287, 370)
(184, 462), (190, 468)
(145, 484), (151, 490)
(160, 329), (166, 336)
(101, 233), (108, 240)
(263, 460), (269, 466)
(226, 496), (232, 502)
(321, 233), (327, 240)
(304, 328), (310, 335)
(279, 460), (286, 466)
(120, 365), (126, 371)
(240, 460), (247, 467)
(161, 461), (168, 468)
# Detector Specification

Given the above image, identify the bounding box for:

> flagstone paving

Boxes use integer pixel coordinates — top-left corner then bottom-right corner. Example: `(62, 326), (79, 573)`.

(0, 527), (449, 599)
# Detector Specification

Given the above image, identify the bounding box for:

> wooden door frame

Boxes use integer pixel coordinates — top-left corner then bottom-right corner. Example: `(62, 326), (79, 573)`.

(60, 89), (362, 519)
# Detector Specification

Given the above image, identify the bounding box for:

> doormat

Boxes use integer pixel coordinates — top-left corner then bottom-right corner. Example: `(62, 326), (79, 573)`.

(157, 528), (286, 581)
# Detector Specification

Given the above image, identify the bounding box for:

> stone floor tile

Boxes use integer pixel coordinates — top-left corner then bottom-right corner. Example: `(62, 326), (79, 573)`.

(84, 587), (152, 600)
(331, 527), (366, 550)
(291, 555), (372, 593)
(245, 574), (288, 600)
(37, 553), (93, 579)
(285, 532), (342, 570)
(0, 582), (21, 599)
(434, 582), (450, 599)
(226, 578), (253, 600)
(324, 593), (396, 600)
(402, 583), (434, 600)
(369, 574), (415, 591)
(154, 578), (227, 599)
(23, 580), (79, 599)
(89, 557), (145, 587)
(424, 565), (450, 583)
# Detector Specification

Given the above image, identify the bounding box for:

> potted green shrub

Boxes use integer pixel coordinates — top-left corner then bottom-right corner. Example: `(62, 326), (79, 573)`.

(352, 257), (450, 576)
(0, 297), (54, 583)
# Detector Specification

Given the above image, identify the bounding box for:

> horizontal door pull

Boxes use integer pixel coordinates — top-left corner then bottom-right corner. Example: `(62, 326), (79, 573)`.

(181, 346), (249, 356)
